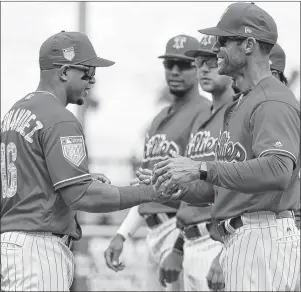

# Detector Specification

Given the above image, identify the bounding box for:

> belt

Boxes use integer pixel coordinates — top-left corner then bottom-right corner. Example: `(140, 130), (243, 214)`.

(182, 222), (211, 240)
(52, 233), (73, 249)
(217, 210), (294, 238)
(144, 213), (176, 228)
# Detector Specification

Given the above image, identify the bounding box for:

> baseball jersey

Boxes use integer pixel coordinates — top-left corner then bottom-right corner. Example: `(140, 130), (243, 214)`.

(1, 92), (92, 239)
(139, 93), (211, 215)
(211, 76), (300, 220)
(176, 101), (231, 226)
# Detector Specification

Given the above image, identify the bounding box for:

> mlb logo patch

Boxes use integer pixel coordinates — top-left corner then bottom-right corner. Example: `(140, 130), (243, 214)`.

(60, 136), (86, 166)
(63, 47), (75, 61)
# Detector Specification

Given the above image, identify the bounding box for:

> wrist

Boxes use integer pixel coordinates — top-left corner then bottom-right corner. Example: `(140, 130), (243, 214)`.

(191, 160), (202, 181)
(116, 233), (126, 242)
(198, 161), (208, 181)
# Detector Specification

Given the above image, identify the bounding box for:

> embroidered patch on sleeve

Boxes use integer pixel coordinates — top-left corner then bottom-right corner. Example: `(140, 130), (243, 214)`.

(60, 136), (86, 166)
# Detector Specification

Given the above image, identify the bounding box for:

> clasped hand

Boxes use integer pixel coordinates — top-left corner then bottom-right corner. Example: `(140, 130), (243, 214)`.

(151, 153), (200, 194)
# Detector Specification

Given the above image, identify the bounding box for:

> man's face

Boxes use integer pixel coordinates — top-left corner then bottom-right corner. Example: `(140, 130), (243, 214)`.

(65, 65), (96, 105)
(211, 36), (247, 77)
(196, 55), (231, 93)
(163, 58), (197, 96)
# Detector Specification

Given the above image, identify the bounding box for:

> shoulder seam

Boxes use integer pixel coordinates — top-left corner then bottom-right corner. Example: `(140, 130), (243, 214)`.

(40, 120), (80, 135)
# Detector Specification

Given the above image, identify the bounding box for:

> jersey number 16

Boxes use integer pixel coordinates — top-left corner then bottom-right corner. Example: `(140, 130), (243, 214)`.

(1, 142), (17, 198)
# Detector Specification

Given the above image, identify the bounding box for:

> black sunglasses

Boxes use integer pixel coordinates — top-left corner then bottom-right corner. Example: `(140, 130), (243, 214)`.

(53, 63), (96, 80)
(163, 59), (195, 71)
(195, 57), (218, 69)
(216, 36), (247, 47)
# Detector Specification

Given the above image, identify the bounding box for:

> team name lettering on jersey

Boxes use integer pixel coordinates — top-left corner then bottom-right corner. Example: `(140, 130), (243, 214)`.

(143, 133), (179, 162)
(215, 130), (247, 163)
(1, 109), (43, 143)
(186, 131), (217, 159)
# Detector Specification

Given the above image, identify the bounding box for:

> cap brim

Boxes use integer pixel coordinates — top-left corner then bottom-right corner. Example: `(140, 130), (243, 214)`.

(158, 54), (194, 61)
(185, 49), (216, 58)
(198, 26), (237, 37)
(80, 56), (115, 67)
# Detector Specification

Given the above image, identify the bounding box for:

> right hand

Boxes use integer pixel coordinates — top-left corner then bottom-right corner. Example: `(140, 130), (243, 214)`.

(104, 234), (126, 272)
(159, 249), (183, 287)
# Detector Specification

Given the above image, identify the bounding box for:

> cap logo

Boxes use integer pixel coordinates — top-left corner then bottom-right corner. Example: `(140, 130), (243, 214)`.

(200, 35), (214, 46)
(172, 36), (187, 49)
(269, 59), (272, 65)
(245, 27), (252, 34)
(63, 47), (75, 61)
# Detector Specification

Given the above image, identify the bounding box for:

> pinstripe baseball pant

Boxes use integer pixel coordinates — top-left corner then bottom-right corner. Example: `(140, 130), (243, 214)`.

(219, 211), (300, 291)
(183, 233), (223, 291)
(1, 231), (74, 291)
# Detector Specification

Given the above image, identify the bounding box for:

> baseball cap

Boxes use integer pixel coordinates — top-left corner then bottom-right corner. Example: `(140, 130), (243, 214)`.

(39, 31), (115, 70)
(185, 35), (217, 58)
(269, 43), (286, 73)
(198, 2), (278, 45)
(158, 35), (199, 61)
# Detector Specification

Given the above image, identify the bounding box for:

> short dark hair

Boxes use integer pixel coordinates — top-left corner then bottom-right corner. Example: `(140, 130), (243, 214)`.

(279, 72), (288, 86)
(257, 40), (274, 55)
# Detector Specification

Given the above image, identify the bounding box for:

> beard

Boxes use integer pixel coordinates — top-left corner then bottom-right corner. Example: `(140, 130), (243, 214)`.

(218, 50), (246, 77)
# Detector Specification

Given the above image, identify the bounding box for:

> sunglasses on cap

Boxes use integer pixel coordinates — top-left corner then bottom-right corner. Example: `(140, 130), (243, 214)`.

(163, 59), (195, 71)
(53, 63), (96, 81)
(195, 57), (218, 69)
(216, 36), (247, 47)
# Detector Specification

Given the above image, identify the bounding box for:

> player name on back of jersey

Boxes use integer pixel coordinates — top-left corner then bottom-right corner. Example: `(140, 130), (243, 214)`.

(1, 108), (43, 143)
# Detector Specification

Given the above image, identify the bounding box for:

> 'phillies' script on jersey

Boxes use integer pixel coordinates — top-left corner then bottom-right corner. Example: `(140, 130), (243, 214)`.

(215, 130), (247, 162)
(186, 131), (217, 159)
(1, 108), (43, 143)
(142, 133), (179, 162)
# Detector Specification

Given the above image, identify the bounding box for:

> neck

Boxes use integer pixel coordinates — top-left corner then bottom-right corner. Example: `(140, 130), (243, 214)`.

(211, 85), (234, 111)
(172, 85), (199, 108)
(36, 77), (67, 107)
(234, 58), (272, 92)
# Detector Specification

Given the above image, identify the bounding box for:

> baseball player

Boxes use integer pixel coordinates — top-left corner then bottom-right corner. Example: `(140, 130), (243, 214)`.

(270, 42), (301, 292)
(104, 35), (211, 291)
(0, 31), (171, 292)
(158, 35), (233, 291)
(152, 3), (300, 291)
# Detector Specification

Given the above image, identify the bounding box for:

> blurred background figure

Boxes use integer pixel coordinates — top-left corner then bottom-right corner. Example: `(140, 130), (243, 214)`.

(104, 34), (211, 291)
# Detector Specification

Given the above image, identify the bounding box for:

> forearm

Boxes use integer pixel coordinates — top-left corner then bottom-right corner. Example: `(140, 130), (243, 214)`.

(179, 180), (215, 205)
(206, 154), (293, 193)
(62, 180), (155, 213)
(116, 206), (144, 239)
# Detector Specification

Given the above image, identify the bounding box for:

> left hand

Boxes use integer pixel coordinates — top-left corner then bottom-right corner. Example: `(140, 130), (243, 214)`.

(152, 153), (200, 193)
(159, 249), (183, 287)
(92, 173), (111, 184)
(206, 251), (225, 291)
(136, 167), (152, 185)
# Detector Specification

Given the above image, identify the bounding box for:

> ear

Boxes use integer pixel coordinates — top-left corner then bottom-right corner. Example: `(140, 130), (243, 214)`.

(244, 37), (256, 55)
(59, 65), (69, 82)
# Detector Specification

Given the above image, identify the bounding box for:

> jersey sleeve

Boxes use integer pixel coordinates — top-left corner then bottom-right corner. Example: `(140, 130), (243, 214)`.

(250, 101), (300, 167)
(41, 121), (92, 190)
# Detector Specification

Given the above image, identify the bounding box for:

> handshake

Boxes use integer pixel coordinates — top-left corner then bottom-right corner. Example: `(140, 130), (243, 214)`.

(131, 153), (201, 201)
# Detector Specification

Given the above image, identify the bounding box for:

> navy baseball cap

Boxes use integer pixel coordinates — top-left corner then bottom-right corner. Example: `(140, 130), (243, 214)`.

(269, 43), (286, 73)
(198, 3), (278, 45)
(158, 35), (199, 61)
(185, 35), (217, 58)
(39, 31), (115, 70)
